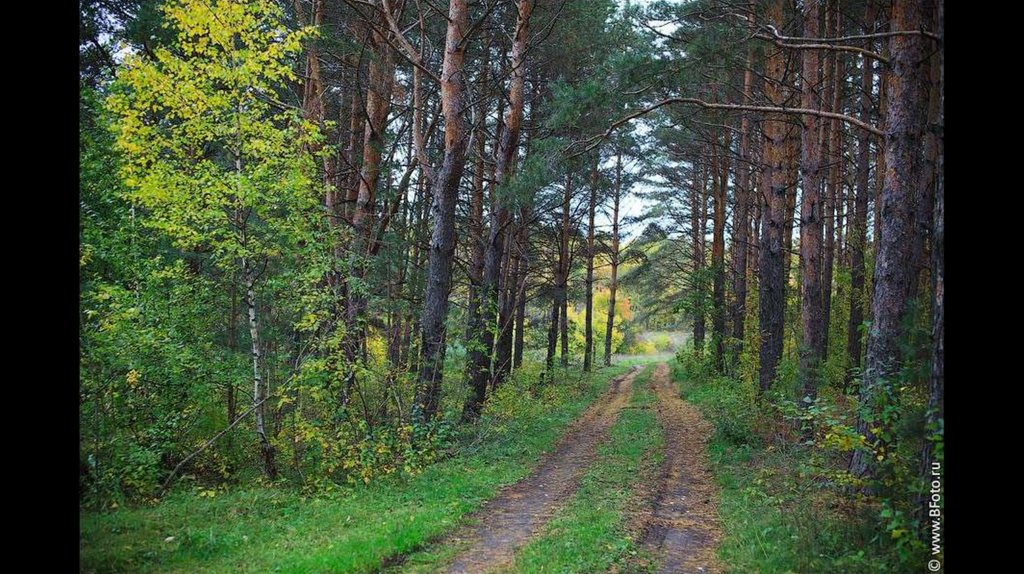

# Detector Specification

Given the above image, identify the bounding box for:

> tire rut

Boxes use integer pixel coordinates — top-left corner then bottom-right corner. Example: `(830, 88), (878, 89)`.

(440, 365), (644, 574)
(635, 363), (722, 574)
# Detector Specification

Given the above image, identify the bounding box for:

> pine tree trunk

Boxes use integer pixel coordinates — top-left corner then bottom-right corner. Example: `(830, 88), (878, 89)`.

(559, 171), (571, 367)
(822, 15), (843, 356)
(782, 124), (799, 287)
(919, 0), (943, 522)
(514, 207), (530, 370)
(584, 157), (598, 372)
(464, 0), (530, 416)
(415, 0), (470, 424)
(757, 0), (788, 394)
(712, 129), (730, 371)
(691, 157), (707, 352)
(546, 293), (560, 373)
(494, 238), (516, 388)
(604, 153), (622, 366)
(850, 0), (931, 480)
(731, 15), (755, 358)
(798, 0), (825, 402)
(847, 1), (877, 386)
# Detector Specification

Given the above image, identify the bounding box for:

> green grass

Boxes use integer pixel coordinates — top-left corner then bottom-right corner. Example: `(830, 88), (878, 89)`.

(668, 358), (912, 574)
(80, 363), (630, 574)
(508, 364), (663, 574)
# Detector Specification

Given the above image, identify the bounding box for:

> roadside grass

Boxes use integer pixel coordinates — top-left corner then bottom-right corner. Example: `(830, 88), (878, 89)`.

(668, 359), (911, 574)
(80, 362), (629, 574)
(508, 364), (663, 574)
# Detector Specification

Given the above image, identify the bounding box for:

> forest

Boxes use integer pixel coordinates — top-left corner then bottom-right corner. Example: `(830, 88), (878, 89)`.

(80, 0), (944, 572)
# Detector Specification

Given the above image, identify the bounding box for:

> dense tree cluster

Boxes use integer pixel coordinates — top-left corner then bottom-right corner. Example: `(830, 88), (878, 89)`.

(81, 0), (941, 561)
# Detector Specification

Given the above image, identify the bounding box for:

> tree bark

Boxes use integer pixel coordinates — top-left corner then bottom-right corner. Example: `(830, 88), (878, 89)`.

(464, 37), (488, 346)
(514, 206), (530, 370)
(243, 257), (276, 480)
(782, 124), (799, 287)
(712, 129), (730, 371)
(798, 0), (826, 403)
(847, 1), (876, 386)
(584, 155), (598, 371)
(545, 289), (560, 373)
(919, 0), (943, 523)
(850, 0), (932, 480)
(464, 0), (530, 417)
(559, 170), (572, 366)
(822, 10), (843, 356)
(604, 152), (622, 366)
(757, 0), (788, 394)
(731, 12), (755, 358)
(691, 156), (707, 352)
(414, 0), (470, 424)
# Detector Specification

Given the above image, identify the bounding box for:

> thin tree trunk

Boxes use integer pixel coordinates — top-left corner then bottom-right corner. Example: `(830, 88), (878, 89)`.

(584, 155), (598, 371)
(798, 0), (825, 403)
(464, 0), (530, 417)
(464, 39), (488, 345)
(782, 123), (799, 288)
(243, 258), (276, 480)
(226, 286), (237, 452)
(604, 152), (622, 366)
(494, 243), (518, 385)
(731, 12), (755, 358)
(757, 0), (788, 394)
(823, 13), (843, 356)
(691, 157), (707, 352)
(559, 170), (571, 366)
(712, 128), (730, 371)
(514, 207), (530, 370)
(848, 0), (876, 386)
(545, 291), (560, 373)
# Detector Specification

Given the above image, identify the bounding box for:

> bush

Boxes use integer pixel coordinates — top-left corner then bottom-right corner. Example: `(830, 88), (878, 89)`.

(651, 333), (673, 351)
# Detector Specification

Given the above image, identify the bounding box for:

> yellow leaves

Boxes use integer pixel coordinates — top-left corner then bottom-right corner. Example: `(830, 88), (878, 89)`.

(126, 370), (141, 388)
(296, 312), (319, 332)
(80, 244), (94, 268)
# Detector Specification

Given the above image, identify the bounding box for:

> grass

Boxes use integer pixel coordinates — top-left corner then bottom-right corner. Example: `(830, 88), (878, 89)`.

(80, 363), (630, 574)
(668, 357), (914, 574)
(508, 364), (663, 574)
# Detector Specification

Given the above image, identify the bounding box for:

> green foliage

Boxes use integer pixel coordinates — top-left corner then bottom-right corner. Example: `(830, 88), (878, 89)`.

(107, 0), (321, 267)
(671, 293), (937, 574)
(565, 286), (629, 357)
(80, 363), (630, 574)
(82, 82), (244, 505)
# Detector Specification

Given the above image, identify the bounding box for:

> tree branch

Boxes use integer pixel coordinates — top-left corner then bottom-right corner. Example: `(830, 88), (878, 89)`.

(570, 96), (883, 155)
